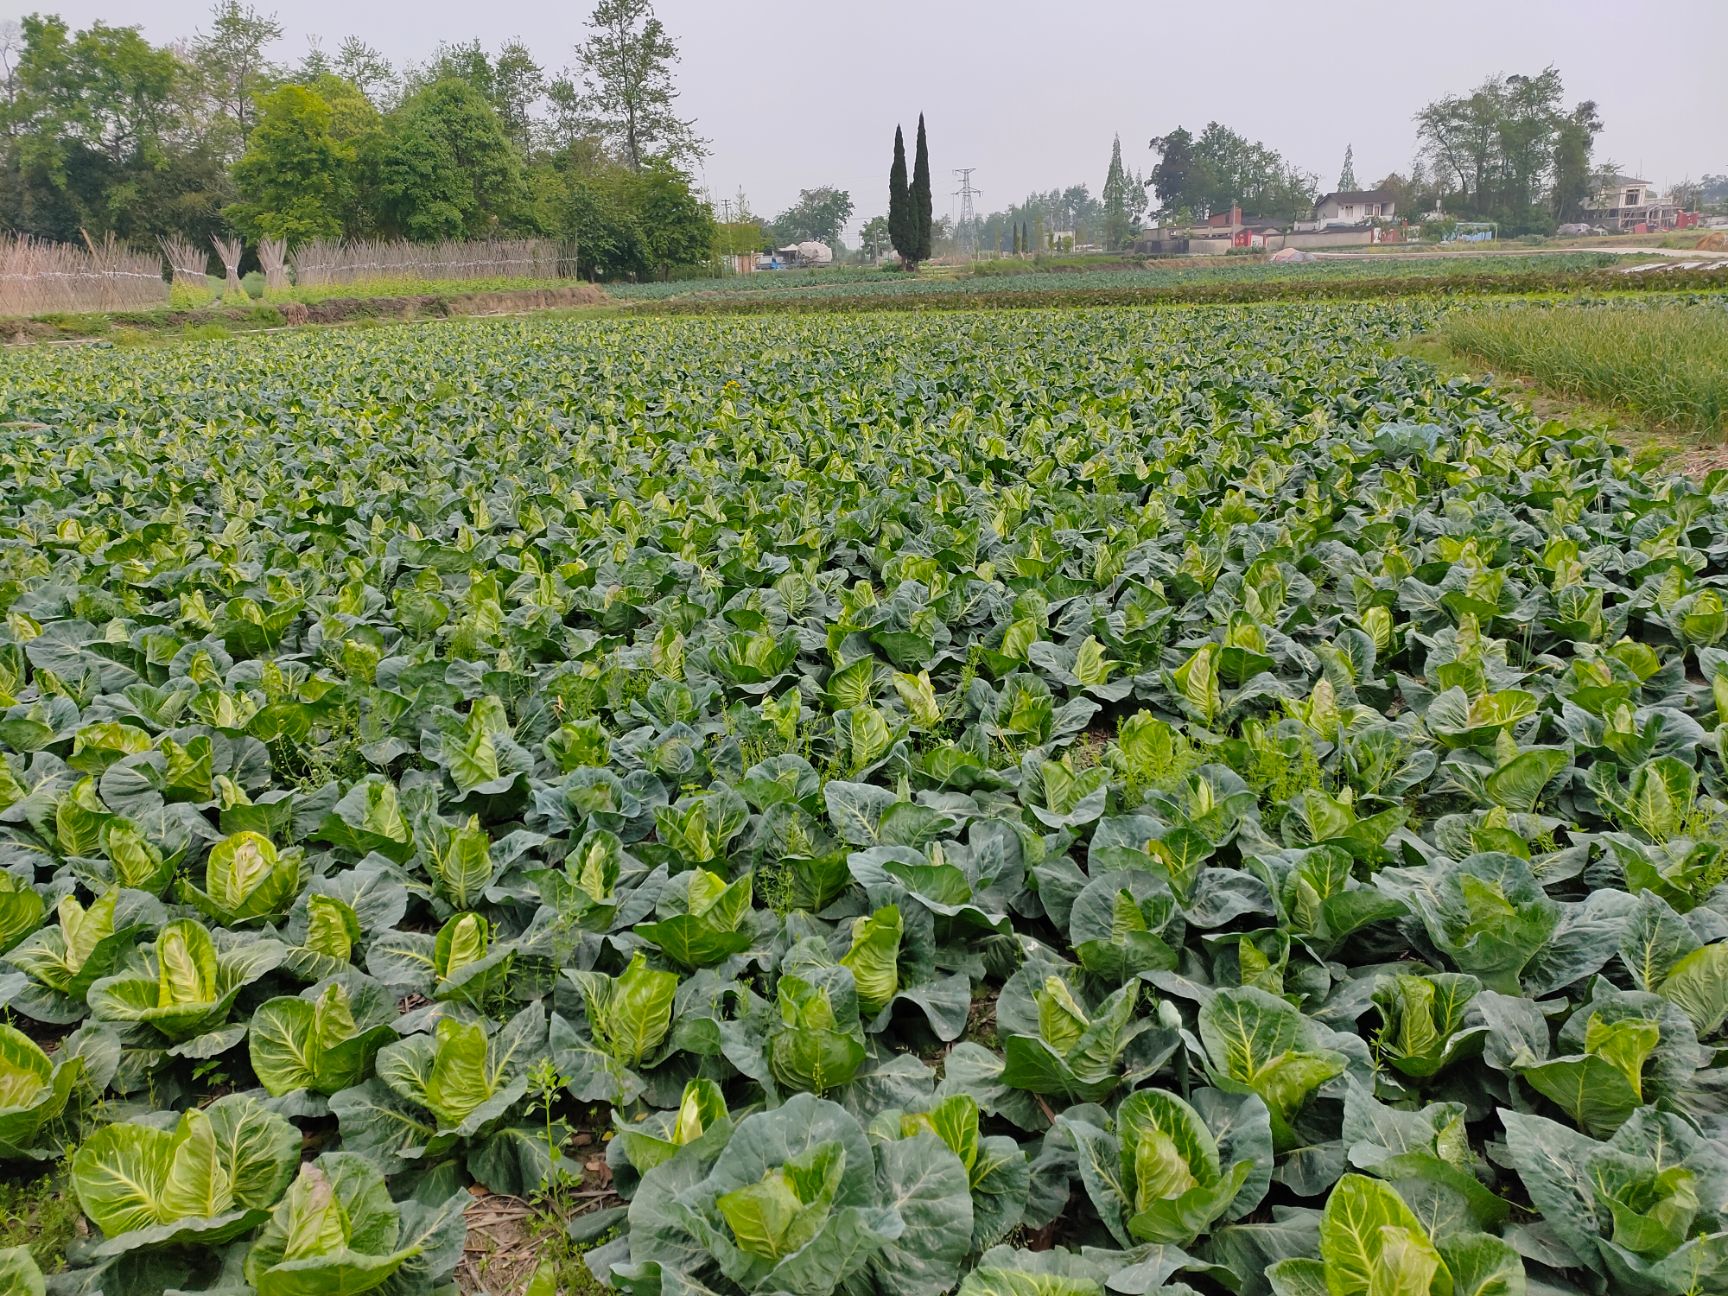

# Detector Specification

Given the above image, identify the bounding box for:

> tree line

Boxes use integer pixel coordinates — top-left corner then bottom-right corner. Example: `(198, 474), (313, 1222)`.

(972, 63), (1642, 255)
(0, 0), (720, 279)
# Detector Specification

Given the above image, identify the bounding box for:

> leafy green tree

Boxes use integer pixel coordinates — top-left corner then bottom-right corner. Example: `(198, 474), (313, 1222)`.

(0, 16), (195, 241)
(911, 113), (932, 262)
(858, 214), (889, 262)
(368, 77), (522, 239)
(561, 170), (646, 278)
(1148, 122), (1315, 220)
(888, 124), (913, 267)
(1551, 100), (1601, 221)
(1416, 67), (1591, 232)
(412, 38), (543, 153)
(632, 159), (714, 277)
(1101, 133), (1139, 250)
(567, 0), (704, 170)
(1147, 127), (1196, 216)
(226, 83), (353, 242)
(331, 37), (395, 103)
(771, 186), (853, 246)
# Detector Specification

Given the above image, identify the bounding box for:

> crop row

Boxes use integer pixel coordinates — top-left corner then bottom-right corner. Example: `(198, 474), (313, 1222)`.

(0, 303), (1725, 1295)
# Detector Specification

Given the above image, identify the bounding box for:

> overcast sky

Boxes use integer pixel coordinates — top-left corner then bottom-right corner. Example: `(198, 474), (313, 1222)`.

(36, 0), (1728, 235)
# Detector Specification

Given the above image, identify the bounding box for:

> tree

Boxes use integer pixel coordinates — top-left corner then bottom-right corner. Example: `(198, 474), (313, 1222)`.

(858, 214), (889, 263)
(888, 124), (913, 267)
(333, 37), (395, 103)
(1148, 127), (1196, 216)
(911, 113), (932, 262)
(1338, 143), (1357, 191)
(1551, 100), (1601, 221)
(1101, 133), (1139, 250)
(368, 77), (521, 239)
(193, 1), (283, 158)
(0, 16), (195, 241)
(413, 39), (543, 153)
(226, 83), (352, 242)
(568, 0), (704, 171)
(1186, 122), (1316, 219)
(1415, 67), (1589, 232)
(632, 159), (714, 276)
(772, 186), (853, 246)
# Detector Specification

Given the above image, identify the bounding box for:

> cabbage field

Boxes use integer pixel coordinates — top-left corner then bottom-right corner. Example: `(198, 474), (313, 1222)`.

(2, 303), (1727, 1296)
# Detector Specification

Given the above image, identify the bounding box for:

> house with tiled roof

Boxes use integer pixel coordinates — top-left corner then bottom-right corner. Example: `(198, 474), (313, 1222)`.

(1311, 189), (1397, 225)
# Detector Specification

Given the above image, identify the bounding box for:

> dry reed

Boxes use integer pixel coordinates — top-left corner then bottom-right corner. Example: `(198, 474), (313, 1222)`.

(0, 233), (168, 317)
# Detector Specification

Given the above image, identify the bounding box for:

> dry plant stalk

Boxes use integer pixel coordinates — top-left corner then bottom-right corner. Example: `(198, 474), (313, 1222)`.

(0, 232), (168, 317)
(258, 237), (289, 296)
(212, 235), (244, 299)
(291, 237), (561, 288)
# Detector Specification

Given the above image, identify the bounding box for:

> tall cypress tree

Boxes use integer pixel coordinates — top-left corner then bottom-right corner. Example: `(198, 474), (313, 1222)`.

(911, 113), (933, 262)
(888, 124), (912, 267)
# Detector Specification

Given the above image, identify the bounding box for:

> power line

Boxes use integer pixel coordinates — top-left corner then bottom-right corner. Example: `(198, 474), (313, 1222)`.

(952, 168), (980, 261)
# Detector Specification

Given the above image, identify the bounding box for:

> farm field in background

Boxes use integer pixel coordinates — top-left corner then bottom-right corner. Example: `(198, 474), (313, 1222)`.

(4, 303), (1728, 1295)
(609, 251), (1634, 299)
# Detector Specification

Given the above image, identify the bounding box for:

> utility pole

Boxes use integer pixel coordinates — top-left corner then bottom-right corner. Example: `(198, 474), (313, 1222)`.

(952, 168), (980, 261)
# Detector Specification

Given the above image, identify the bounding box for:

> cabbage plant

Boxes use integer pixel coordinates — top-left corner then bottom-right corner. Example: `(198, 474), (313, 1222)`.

(243, 1155), (425, 1296)
(71, 1095), (299, 1255)
(635, 867), (755, 968)
(768, 964), (866, 1095)
(997, 966), (1170, 1103)
(3, 888), (159, 1023)
(1371, 972), (1487, 1079)
(1063, 1088), (1268, 1248)
(248, 975), (398, 1097)
(607, 1096), (915, 1296)
(1268, 1173), (1523, 1295)
(1503, 1107), (1728, 1296)
(0, 1247), (42, 1296)
(87, 917), (284, 1044)
(179, 830), (304, 925)
(0, 871), (43, 953)
(1198, 986), (1350, 1152)
(0, 1022), (84, 1159)
(373, 1005), (544, 1140)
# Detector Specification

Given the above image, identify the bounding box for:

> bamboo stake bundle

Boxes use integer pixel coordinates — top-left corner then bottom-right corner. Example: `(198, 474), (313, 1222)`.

(212, 235), (244, 299)
(258, 237), (289, 296)
(0, 233), (168, 317)
(291, 237), (561, 288)
(160, 233), (212, 305)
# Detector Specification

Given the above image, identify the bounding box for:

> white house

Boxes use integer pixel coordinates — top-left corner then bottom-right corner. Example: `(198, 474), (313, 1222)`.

(1311, 189), (1397, 225)
(1583, 176), (1684, 231)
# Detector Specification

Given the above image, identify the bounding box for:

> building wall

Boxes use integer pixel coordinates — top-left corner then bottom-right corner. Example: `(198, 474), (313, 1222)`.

(1281, 228), (1380, 250)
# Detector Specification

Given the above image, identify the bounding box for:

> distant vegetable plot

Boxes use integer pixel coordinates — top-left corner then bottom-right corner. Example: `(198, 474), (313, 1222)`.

(2, 304), (1728, 1295)
(1442, 299), (1728, 436)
